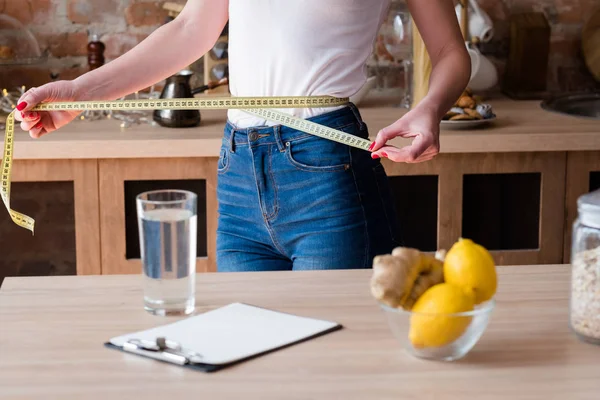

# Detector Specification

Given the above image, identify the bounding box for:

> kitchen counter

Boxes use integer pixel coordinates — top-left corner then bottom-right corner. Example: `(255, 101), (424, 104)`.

(7, 96), (600, 160)
(1, 95), (598, 276)
(1, 264), (599, 399)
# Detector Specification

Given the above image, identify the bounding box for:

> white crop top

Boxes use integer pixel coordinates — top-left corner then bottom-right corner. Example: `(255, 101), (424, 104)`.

(226, 0), (391, 128)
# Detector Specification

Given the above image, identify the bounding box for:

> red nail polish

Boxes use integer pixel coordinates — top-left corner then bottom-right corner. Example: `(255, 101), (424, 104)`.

(371, 154), (380, 159)
(381, 152), (388, 158)
(17, 102), (27, 111)
(34, 122), (43, 129)
(368, 142), (375, 151)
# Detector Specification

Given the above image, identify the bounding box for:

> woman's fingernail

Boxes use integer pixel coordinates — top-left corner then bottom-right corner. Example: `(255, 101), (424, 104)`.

(371, 154), (380, 159)
(381, 152), (388, 158)
(34, 122), (43, 129)
(17, 102), (27, 111)
(368, 142), (375, 151)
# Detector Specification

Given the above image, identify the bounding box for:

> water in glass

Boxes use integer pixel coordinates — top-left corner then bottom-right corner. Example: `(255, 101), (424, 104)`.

(137, 190), (197, 316)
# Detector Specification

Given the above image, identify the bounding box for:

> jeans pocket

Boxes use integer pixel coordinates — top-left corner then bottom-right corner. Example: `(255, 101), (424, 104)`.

(284, 123), (357, 173)
(217, 145), (230, 174)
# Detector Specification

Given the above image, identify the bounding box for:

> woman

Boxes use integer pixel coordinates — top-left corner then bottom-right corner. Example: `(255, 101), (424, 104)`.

(15, 0), (470, 272)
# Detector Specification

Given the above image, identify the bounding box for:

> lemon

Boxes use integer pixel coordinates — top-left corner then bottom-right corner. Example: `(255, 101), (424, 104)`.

(443, 238), (497, 305)
(409, 283), (475, 348)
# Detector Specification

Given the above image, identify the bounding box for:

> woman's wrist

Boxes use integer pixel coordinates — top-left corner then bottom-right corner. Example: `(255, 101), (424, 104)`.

(71, 75), (112, 101)
(414, 95), (447, 122)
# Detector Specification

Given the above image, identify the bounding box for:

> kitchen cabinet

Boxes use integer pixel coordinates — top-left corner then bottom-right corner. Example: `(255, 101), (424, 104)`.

(1, 97), (598, 275)
(383, 151), (565, 265)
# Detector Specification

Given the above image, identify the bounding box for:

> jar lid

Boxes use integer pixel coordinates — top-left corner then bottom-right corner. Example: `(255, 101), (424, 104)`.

(577, 188), (600, 229)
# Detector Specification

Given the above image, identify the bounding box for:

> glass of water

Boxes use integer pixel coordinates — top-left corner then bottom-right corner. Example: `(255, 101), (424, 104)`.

(136, 189), (197, 316)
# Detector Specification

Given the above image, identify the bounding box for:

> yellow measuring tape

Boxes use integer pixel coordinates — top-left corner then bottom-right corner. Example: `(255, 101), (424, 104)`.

(2, 95), (374, 234)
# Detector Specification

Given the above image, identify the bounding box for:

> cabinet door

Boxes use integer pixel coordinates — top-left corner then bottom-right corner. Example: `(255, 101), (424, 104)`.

(383, 151), (566, 265)
(565, 151), (600, 262)
(0, 159), (100, 284)
(99, 158), (218, 274)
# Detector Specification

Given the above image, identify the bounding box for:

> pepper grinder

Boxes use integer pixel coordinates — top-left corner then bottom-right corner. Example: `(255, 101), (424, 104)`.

(87, 34), (105, 70)
(81, 34), (108, 121)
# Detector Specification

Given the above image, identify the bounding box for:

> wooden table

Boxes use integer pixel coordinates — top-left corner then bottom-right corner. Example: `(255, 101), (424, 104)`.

(1, 264), (599, 399)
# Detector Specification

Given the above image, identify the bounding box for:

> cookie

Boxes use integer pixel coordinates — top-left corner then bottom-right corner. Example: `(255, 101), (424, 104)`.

(456, 95), (476, 109)
(450, 113), (475, 121)
(464, 108), (483, 120)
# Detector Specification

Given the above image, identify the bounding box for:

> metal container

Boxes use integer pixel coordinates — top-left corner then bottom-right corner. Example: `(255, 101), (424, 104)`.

(153, 70), (201, 128)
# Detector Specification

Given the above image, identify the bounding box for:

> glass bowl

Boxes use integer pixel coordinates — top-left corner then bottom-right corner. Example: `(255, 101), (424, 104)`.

(379, 298), (495, 361)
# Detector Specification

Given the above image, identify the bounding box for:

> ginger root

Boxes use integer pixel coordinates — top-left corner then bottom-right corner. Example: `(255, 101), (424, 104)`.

(371, 247), (445, 310)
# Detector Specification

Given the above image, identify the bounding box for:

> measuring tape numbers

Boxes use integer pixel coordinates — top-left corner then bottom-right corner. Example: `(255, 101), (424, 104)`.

(2, 95), (374, 233)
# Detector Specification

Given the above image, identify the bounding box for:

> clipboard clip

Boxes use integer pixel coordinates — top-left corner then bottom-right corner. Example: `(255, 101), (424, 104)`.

(122, 337), (204, 366)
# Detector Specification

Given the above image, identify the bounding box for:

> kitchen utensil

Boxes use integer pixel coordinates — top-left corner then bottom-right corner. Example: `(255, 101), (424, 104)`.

(153, 70), (228, 128)
(502, 12), (550, 99)
(467, 42), (498, 91)
(582, 7), (600, 82)
(204, 25), (229, 95)
(541, 92), (600, 120)
(455, 0), (494, 43)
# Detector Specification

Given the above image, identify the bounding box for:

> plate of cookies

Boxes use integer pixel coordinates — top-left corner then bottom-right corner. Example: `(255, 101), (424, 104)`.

(441, 89), (496, 130)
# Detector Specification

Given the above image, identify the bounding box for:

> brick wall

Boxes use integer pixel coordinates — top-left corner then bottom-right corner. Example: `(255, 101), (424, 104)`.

(1, 0), (599, 92)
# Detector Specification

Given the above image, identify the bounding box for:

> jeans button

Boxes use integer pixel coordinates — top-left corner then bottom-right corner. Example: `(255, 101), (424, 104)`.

(248, 132), (258, 141)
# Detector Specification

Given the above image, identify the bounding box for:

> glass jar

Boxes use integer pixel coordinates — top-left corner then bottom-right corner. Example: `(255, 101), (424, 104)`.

(570, 188), (600, 345)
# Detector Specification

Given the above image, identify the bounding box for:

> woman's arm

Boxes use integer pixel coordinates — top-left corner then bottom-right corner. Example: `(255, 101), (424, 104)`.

(370, 0), (470, 162)
(74, 0), (229, 101)
(407, 0), (471, 120)
(16, 0), (228, 137)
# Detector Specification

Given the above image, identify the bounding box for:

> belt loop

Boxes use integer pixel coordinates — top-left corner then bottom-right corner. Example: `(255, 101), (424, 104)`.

(274, 125), (285, 152)
(348, 102), (366, 131)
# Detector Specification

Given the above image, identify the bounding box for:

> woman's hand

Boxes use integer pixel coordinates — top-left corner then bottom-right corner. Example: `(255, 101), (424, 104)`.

(13, 80), (82, 138)
(368, 0), (472, 163)
(369, 104), (440, 163)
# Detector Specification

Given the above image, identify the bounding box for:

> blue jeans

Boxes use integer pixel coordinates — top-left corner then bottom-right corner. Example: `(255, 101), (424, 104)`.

(216, 103), (402, 271)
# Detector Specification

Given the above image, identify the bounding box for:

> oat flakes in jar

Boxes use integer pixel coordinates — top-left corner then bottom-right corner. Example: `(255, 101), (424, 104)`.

(570, 188), (600, 345)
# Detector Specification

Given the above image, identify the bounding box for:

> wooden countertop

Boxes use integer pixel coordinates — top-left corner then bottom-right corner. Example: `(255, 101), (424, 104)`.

(1, 265), (599, 399)
(4, 95), (600, 160)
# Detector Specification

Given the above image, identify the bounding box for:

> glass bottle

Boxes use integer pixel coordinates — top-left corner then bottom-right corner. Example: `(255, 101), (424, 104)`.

(570, 188), (600, 345)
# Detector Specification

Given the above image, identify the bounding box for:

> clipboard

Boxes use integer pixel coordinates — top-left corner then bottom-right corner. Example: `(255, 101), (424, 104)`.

(104, 302), (343, 372)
